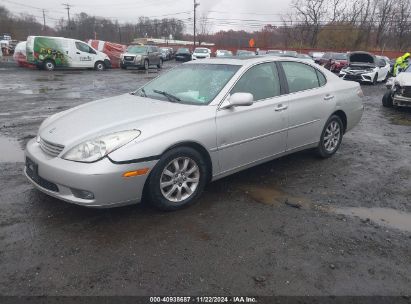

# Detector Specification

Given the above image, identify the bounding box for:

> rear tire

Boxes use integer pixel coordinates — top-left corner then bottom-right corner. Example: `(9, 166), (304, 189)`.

(144, 59), (149, 70)
(317, 115), (344, 158)
(382, 91), (394, 107)
(94, 61), (105, 71)
(43, 60), (55, 71)
(146, 147), (208, 211)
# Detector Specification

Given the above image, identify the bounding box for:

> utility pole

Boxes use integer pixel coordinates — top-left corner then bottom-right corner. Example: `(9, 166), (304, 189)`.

(42, 9), (46, 32)
(62, 3), (71, 31)
(193, 0), (199, 47)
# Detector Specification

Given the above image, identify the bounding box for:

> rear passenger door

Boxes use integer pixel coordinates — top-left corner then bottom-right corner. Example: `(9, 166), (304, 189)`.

(280, 61), (335, 151)
(149, 46), (160, 65)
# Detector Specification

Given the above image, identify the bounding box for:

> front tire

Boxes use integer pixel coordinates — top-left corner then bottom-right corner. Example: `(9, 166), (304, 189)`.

(94, 61), (105, 71)
(146, 147), (208, 211)
(144, 59), (149, 70)
(382, 91), (393, 107)
(317, 115), (343, 158)
(157, 58), (163, 69)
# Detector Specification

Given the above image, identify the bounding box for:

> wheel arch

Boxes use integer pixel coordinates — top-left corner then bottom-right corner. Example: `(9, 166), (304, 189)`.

(332, 110), (347, 133)
(163, 141), (213, 182)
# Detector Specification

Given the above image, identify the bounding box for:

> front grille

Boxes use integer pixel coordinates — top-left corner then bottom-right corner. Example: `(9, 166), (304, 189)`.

(402, 86), (411, 98)
(124, 56), (135, 61)
(344, 74), (363, 81)
(39, 138), (64, 157)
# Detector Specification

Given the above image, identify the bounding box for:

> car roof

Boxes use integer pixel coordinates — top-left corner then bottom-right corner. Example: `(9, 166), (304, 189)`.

(185, 56), (304, 66)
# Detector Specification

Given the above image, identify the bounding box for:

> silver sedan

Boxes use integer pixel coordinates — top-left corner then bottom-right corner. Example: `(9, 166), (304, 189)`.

(25, 57), (364, 210)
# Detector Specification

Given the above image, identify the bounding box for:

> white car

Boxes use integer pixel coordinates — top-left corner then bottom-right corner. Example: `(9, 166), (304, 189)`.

(192, 48), (211, 60)
(383, 64), (411, 108)
(215, 49), (233, 57)
(339, 52), (390, 84)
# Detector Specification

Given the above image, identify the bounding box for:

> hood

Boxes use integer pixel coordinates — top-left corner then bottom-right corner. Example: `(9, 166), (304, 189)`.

(348, 52), (376, 67)
(39, 94), (204, 148)
(395, 72), (411, 86)
(122, 52), (145, 57)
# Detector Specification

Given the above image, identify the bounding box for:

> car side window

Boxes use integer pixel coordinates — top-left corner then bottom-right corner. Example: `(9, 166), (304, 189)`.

(231, 63), (281, 101)
(76, 42), (89, 53)
(316, 70), (327, 86)
(281, 62), (322, 93)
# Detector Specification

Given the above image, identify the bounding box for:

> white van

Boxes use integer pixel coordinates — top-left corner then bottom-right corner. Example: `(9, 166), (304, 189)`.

(26, 36), (111, 71)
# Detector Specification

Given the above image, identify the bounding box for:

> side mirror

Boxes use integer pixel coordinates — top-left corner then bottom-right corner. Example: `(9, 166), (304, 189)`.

(221, 93), (254, 109)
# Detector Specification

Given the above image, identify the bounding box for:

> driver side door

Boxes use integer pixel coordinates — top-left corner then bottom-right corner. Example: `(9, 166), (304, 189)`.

(73, 41), (96, 68)
(216, 62), (289, 175)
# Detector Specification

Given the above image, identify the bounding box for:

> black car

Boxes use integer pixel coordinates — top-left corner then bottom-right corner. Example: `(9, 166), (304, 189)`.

(175, 48), (192, 62)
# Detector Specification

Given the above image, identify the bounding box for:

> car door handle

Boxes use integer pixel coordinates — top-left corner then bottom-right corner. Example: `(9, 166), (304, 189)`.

(275, 104), (288, 112)
(76, 52), (81, 54)
(324, 94), (335, 101)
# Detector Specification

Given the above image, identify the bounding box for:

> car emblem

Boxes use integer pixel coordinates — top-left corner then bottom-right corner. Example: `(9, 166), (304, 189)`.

(49, 127), (56, 134)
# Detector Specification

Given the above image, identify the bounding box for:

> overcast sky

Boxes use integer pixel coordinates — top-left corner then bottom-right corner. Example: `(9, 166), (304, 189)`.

(3, 0), (294, 32)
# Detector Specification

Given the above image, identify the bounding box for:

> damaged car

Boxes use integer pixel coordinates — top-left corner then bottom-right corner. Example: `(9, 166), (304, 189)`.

(383, 64), (411, 108)
(339, 52), (390, 84)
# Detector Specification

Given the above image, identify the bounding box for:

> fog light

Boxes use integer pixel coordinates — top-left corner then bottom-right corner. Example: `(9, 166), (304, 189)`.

(71, 188), (95, 200)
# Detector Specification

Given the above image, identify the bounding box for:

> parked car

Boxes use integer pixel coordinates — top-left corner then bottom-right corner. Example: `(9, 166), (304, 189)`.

(12, 41), (33, 67)
(318, 52), (346, 70)
(328, 53), (348, 73)
(160, 48), (171, 61)
(236, 50), (255, 57)
(339, 52), (390, 84)
(266, 50), (283, 55)
(383, 64), (411, 108)
(26, 36), (111, 71)
(192, 47), (211, 60)
(120, 45), (162, 70)
(283, 50), (298, 57)
(175, 48), (192, 62)
(216, 50), (233, 57)
(297, 53), (315, 64)
(309, 51), (325, 64)
(24, 57), (363, 210)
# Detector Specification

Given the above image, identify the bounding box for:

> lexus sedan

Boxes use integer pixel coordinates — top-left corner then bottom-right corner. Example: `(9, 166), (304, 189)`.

(25, 57), (364, 210)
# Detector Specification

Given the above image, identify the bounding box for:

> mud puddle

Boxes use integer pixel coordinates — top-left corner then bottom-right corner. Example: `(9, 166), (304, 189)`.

(242, 184), (411, 232)
(241, 184), (317, 210)
(0, 136), (25, 162)
(334, 207), (411, 232)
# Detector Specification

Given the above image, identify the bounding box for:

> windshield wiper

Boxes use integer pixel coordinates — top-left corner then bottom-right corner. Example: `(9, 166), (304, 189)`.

(153, 89), (181, 103)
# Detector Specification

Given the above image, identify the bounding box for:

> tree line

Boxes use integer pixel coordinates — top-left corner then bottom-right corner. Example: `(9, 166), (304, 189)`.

(1, 1), (410, 51)
(0, 5), (185, 44)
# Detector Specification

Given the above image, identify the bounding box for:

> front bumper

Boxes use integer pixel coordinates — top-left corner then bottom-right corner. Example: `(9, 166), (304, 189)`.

(24, 138), (158, 208)
(339, 72), (374, 83)
(393, 94), (411, 107)
(121, 59), (144, 68)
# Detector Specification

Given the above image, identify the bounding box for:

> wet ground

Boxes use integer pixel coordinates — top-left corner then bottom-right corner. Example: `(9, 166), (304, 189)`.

(0, 61), (410, 296)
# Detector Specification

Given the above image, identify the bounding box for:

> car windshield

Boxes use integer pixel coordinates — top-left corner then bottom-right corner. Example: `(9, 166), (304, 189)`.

(333, 53), (347, 60)
(177, 48), (190, 53)
(138, 64), (240, 105)
(195, 48), (208, 53)
(127, 46), (147, 54)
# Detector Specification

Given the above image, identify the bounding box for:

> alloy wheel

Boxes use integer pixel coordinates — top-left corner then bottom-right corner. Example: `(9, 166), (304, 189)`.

(323, 121), (341, 153)
(160, 157), (200, 203)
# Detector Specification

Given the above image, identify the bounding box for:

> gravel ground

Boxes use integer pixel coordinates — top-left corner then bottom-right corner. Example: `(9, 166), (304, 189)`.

(0, 60), (410, 296)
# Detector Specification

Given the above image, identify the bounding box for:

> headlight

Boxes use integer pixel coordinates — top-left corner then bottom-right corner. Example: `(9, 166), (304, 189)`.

(62, 130), (141, 163)
(135, 55), (142, 62)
